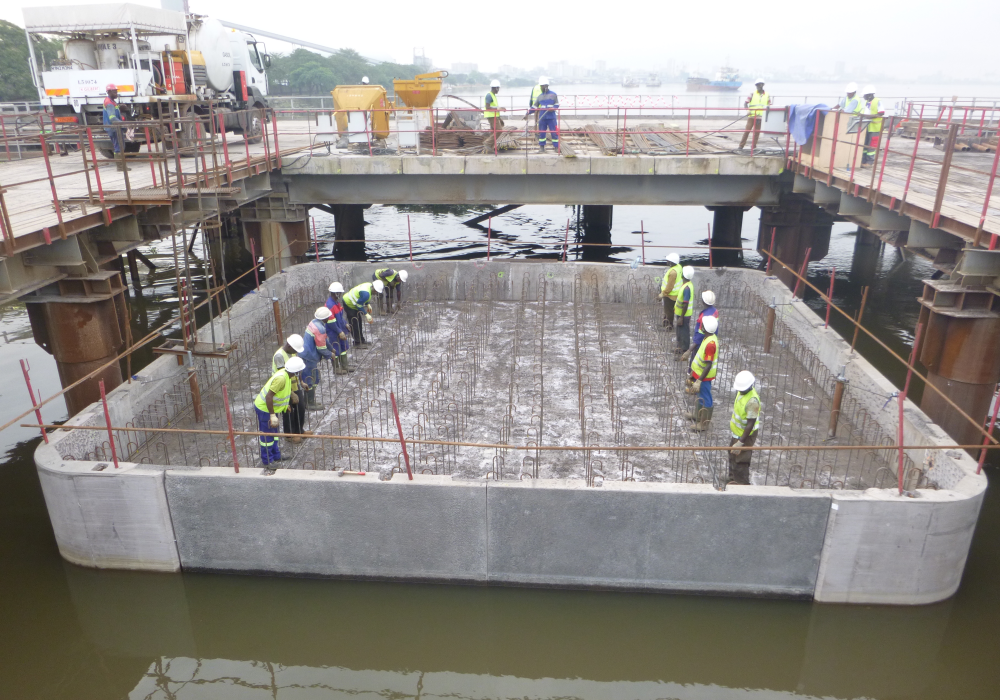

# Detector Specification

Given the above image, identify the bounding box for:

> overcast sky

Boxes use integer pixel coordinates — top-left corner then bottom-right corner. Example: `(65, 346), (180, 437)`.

(6, 0), (998, 79)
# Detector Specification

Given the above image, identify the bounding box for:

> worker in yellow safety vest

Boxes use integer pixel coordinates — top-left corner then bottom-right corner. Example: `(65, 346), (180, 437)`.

(253, 355), (306, 467)
(684, 315), (719, 432)
(485, 80), (506, 152)
(837, 82), (862, 114)
(728, 370), (762, 485)
(272, 334), (311, 443)
(860, 85), (884, 165)
(523, 78), (545, 131)
(738, 78), (771, 152)
(673, 266), (695, 357)
(658, 252), (683, 329)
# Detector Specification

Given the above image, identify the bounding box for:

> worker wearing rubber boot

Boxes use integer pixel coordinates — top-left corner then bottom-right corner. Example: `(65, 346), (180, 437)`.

(343, 280), (383, 348)
(658, 253), (683, 329)
(738, 79), (770, 152)
(325, 282), (353, 375)
(372, 268), (408, 313)
(860, 86), (884, 166)
(685, 315), (718, 432)
(680, 290), (719, 364)
(301, 307), (335, 411)
(529, 79), (560, 153)
(673, 266), (695, 358)
(272, 334), (310, 443)
(729, 370), (762, 485)
(253, 355), (305, 467)
(484, 80), (506, 152)
(102, 84), (130, 171)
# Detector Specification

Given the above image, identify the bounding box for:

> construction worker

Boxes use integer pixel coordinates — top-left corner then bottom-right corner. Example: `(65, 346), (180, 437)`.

(729, 370), (762, 485)
(372, 268), (408, 313)
(673, 266), (695, 357)
(361, 76), (370, 85)
(300, 307), (335, 411)
(485, 80), (506, 152)
(524, 77), (545, 131)
(102, 83), (130, 171)
(680, 290), (719, 363)
(325, 282), (353, 375)
(658, 253), (683, 329)
(837, 82), (862, 114)
(529, 79), (560, 153)
(343, 280), (384, 348)
(253, 355), (305, 467)
(685, 314), (719, 432)
(860, 85), (884, 165)
(738, 79), (771, 152)
(272, 334), (309, 442)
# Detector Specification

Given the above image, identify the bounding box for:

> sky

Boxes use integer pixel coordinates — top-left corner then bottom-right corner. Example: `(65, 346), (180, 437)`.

(5, 0), (998, 79)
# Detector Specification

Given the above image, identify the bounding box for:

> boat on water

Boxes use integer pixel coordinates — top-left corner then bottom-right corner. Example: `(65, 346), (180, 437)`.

(646, 74), (662, 88)
(686, 67), (742, 92)
(621, 75), (639, 88)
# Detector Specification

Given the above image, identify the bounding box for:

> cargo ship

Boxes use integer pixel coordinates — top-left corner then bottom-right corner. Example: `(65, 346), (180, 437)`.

(645, 74), (662, 87)
(686, 67), (742, 92)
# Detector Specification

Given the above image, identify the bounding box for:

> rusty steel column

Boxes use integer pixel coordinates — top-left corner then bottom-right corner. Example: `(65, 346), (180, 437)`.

(581, 205), (613, 262)
(707, 206), (750, 267)
(332, 204), (368, 261)
(828, 369), (847, 438)
(758, 194), (833, 290)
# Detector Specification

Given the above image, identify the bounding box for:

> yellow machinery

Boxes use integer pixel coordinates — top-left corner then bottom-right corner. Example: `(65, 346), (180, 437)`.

(392, 71), (448, 109)
(330, 84), (390, 139)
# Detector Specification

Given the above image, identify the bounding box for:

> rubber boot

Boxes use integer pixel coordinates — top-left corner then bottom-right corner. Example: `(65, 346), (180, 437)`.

(693, 406), (714, 432)
(305, 387), (325, 412)
(333, 354), (348, 375)
(685, 398), (701, 422)
(340, 353), (355, 373)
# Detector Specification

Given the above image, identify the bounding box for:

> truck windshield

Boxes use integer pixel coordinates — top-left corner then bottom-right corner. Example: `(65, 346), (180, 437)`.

(247, 42), (263, 71)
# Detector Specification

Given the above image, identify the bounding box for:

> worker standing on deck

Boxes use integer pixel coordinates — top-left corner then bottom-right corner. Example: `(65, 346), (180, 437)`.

(860, 86), (884, 166)
(729, 370), (762, 485)
(673, 266), (695, 357)
(837, 82), (862, 114)
(343, 280), (384, 348)
(325, 282), (353, 375)
(524, 77), (545, 133)
(273, 334), (309, 442)
(680, 290), (719, 363)
(485, 80), (507, 152)
(658, 253), (683, 329)
(301, 307), (335, 411)
(372, 268), (408, 314)
(103, 84), (130, 171)
(738, 79), (771, 152)
(685, 315), (719, 432)
(529, 79), (560, 153)
(253, 355), (305, 467)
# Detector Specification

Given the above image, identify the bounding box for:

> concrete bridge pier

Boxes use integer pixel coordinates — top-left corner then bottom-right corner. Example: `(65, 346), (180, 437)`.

(757, 195), (833, 290)
(240, 197), (311, 277)
(708, 206), (750, 266)
(580, 205), (613, 261)
(849, 227), (883, 287)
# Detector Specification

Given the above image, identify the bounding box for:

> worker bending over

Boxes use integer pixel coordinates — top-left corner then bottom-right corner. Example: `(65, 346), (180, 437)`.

(529, 78), (560, 153)
(658, 253), (683, 329)
(253, 355), (306, 467)
(685, 315), (719, 432)
(103, 84), (130, 171)
(673, 266), (696, 357)
(343, 280), (384, 348)
(372, 268), (408, 313)
(272, 334), (309, 442)
(301, 307), (335, 411)
(729, 370), (762, 485)
(738, 79), (770, 152)
(485, 80), (507, 152)
(837, 82), (862, 114)
(325, 282), (353, 375)
(680, 291), (719, 363)
(860, 86), (884, 165)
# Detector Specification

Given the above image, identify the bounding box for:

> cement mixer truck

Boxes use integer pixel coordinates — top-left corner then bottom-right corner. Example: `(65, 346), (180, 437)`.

(22, 3), (272, 156)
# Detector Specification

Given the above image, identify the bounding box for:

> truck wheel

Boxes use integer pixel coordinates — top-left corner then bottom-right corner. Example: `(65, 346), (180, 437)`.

(246, 107), (264, 144)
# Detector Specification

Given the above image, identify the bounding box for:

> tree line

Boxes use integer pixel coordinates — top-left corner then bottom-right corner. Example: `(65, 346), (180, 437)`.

(268, 48), (424, 95)
(0, 20), (60, 102)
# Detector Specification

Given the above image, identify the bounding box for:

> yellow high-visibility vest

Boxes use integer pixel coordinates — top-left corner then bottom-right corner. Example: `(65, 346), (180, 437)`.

(691, 333), (719, 381)
(254, 369), (292, 413)
(864, 97), (882, 133)
(661, 264), (683, 297)
(674, 280), (694, 317)
(748, 90), (770, 117)
(484, 91), (501, 118)
(272, 347), (300, 391)
(730, 388), (762, 439)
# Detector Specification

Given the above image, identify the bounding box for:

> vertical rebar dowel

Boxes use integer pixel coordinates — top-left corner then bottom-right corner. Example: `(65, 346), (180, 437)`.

(390, 391), (413, 480)
(898, 321), (924, 494)
(851, 286), (869, 353)
(829, 372), (846, 438)
(407, 214), (414, 262)
(763, 303), (776, 354)
(792, 247), (812, 298)
(312, 216), (320, 262)
(223, 384), (239, 473)
(19, 360), (48, 444)
(978, 382), (1000, 474)
(825, 266), (835, 328)
(99, 380), (120, 469)
(250, 238), (260, 291)
(272, 297), (283, 344)
(765, 227), (776, 274)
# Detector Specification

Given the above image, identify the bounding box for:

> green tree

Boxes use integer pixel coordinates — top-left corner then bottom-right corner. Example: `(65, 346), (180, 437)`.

(266, 46), (423, 95)
(0, 20), (61, 101)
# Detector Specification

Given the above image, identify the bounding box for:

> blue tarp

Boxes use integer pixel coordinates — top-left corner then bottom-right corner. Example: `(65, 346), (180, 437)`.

(788, 104), (829, 146)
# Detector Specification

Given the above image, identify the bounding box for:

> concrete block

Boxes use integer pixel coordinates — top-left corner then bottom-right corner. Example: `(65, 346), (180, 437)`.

(654, 156), (721, 176)
(166, 469), (488, 582)
(464, 156), (527, 176)
(486, 480), (831, 597)
(336, 156), (403, 175)
(589, 157), (655, 176)
(400, 155), (465, 175)
(526, 156), (592, 176)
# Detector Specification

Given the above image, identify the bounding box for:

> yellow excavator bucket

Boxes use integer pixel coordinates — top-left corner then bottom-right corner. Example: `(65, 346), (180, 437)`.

(330, 84), (390, 138)
(393, 71), (448, 109)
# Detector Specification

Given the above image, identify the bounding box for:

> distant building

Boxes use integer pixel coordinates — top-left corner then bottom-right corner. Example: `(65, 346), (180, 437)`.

(452, 62), (478, 74)
(413, 48), (432, 70)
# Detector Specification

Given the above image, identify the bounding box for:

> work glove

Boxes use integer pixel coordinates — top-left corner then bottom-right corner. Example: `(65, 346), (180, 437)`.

(730, 442), (744, 456)
(685, 380), (701, 395)
(269, 413), (279, 428)
(679, 350), (691, 362)
(338, 331), (347, 340)
(290, 393), (299, 405)
(365, 313), (373, 323)
(366, 304), (372, 314)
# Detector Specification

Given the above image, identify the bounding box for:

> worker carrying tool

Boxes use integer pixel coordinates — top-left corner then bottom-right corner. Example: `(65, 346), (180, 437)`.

(738, 78), (771, 152)
(372, 268), (408, 314)
(272, 334), (310, 442)
(325, 282), (353, 376)
(673, 266), (696, 357)
(680, 290), (719, 363)
(343, 280), (384, 348)
(485, 79), (507, 152)
(528, 78), (560, 153)
(860, 85), (884, 166)
(658, 253), (683, 329)
(729, 370), (762, 485)
(685, 315), (718, 432)
(253, 355), (306, 467)
(103, 84), (130, 171)
(300, 307), (335, 411)
(836, 82), (862, 114)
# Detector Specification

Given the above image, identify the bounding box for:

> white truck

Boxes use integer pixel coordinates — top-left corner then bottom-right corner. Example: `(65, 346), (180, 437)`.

(22, 3), (271, 156)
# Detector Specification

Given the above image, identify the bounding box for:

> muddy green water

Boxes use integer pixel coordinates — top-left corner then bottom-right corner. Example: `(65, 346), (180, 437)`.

(0, 205), (994, 699)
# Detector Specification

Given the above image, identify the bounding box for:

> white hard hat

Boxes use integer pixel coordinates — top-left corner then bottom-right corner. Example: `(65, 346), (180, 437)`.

(490, 79), (500, 88)
(666, 253), (680, 265)
(398, 269), (408, 282)
(285, 356), (306, 374)
(328, 281), (344, 293)
(372, 279), (385, 293)
(702, 315), (718, 334)
(702, 290), (716, 305)
(314, 306), (332, 320)
(361, 76), (370, 84)
(286, 334), (305, 353)
(733, 370), (756, 392)
(539, 76), (550, 85)
(682, 265), (695, 280)
(845, 82), (858, 93)
(863, 84), (876, 95)
(754, 78), (765, 85)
